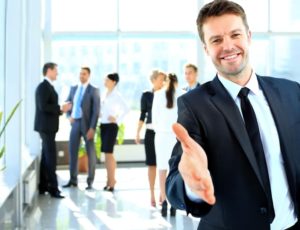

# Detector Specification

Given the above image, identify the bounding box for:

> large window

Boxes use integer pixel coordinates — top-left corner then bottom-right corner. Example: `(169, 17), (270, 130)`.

(49, 0), (300, 140)
(0, 0), (6, 169)
(119, 0), (198, 31)
(51, 0), (118, 32)
(50, 0), (198, 140)
(270, 0), (300, 32)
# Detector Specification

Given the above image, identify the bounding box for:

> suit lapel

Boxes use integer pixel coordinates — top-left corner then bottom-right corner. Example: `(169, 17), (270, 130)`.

(82, 84), (90, 104)
(258, 77), (296, 188)
(209, 77), (265, 189)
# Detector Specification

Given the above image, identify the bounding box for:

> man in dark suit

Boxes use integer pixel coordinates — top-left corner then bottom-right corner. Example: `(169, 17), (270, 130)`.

(63, 67), (100, 190)
(182, 63), (201, 92)
(34, 62), (71, 198)
(166, 1), (300, 229)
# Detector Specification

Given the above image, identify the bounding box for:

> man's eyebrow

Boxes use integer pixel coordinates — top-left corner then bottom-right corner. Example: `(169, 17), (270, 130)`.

(208, 29), (243, 42)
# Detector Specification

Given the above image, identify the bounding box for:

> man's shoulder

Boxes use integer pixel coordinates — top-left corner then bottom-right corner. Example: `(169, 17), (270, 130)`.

(37, 80), (50, 91)
(259, 75), (300, 89)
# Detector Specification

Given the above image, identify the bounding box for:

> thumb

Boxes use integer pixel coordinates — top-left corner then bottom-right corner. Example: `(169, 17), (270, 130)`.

(172, 123), (193, 147)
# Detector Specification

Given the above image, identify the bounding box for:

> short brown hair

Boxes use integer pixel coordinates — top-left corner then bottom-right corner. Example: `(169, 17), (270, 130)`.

(196, 0), (249, 43)
(81, 67), (91, 75)
(43, 62), (57, 76)
(185, 63), (198, 73)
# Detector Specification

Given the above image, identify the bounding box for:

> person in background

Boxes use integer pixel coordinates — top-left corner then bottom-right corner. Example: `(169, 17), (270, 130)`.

(167, 1), (300, 229)
(152, 73), (183, 217)
(63, 67), (100, 190)
(100, 73), (129, 192)
(34, 62), (71, 198)
(135, 70), (166, 207)
(182, 63), (201, 92)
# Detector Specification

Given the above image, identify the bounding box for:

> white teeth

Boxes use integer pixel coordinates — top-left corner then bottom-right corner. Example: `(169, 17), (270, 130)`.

(223, 54), (238, 60)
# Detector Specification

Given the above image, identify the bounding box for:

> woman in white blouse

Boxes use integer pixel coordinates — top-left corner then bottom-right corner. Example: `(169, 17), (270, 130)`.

(100, 73), (129, 192)
(152, 73), (182, 216)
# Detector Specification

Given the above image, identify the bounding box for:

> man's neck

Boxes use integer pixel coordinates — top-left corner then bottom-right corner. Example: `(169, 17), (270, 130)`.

(189, 82), (198, 88)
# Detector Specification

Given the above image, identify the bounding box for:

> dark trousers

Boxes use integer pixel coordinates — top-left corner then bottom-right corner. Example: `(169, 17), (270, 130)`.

(39, 132), (58, 193)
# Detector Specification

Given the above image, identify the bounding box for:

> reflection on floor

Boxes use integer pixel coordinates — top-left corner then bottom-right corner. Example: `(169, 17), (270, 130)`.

(25, 164), (199, 229)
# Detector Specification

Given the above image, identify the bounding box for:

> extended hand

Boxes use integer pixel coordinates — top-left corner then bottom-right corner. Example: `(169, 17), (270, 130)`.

(172, 123), (216, 205)
(61, 102), (72, 113)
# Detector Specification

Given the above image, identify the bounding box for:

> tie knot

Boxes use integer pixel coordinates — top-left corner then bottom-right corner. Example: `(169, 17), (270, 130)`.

(238, 87), (250, 98)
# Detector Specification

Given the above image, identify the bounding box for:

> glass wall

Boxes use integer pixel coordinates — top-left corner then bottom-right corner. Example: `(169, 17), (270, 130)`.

(0, 0), (6, 169)
(49, 0), (300, 141)
(50, 0), (198, 140)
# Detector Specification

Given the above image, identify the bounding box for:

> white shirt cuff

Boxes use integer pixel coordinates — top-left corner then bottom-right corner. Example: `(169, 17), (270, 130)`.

(184, 183), (203, 203)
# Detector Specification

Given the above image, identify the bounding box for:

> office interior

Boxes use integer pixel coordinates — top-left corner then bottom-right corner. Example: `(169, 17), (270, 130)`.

(0, 0), (300, 229)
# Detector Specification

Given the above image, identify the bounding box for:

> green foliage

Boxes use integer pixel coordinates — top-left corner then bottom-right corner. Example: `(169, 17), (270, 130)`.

(78, 125), (101, 159)
(0, 100), (22, 160)
(117, 123), (125, 145)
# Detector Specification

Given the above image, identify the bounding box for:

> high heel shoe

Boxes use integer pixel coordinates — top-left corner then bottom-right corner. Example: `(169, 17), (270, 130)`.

(170, 206), (176, 216)
(103, 185), (114, 192)
(161, 200), (168, 217)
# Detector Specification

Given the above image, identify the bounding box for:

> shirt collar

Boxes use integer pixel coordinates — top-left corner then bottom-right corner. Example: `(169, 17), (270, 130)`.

(45, 76), (54, 86)
(78, 81), (89, 89)
(189, 82), (199, 90)
(217, 70), (259, 100)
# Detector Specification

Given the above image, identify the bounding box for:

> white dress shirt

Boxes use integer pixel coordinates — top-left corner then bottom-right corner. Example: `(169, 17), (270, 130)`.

(152, 87), (183, 133)
(185, 72), (297, 229)
(44, 76), (54, 86)
(100, 88), (129, 125)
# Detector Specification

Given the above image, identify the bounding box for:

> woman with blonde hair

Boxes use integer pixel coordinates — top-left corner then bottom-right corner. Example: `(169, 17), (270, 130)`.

(135, 70), (166, 207)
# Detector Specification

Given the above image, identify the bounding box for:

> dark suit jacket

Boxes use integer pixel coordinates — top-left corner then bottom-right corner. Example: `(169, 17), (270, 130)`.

(34, 79), (61, 133)
(166, 75), (300, 230)
(66, 84), (100, 132)
(139, 90), (154, 124)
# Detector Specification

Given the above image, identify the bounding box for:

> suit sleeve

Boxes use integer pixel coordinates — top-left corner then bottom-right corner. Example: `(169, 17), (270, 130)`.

(89, 87), (100, 129)
(36, 83), (60, 115)
(139, 92), (147, 122)
(65, 87), (73, 118)
(166, 96), (212, 217)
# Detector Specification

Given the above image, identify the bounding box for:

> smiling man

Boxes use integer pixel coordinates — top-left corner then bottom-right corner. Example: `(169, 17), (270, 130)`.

(166, 1), (300, 230)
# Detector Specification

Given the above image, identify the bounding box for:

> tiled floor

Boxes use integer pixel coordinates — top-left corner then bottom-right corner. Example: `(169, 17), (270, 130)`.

(25, 164), (199, 229)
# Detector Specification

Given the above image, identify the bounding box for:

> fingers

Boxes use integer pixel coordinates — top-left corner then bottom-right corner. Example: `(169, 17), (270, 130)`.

(172, 123), (194, 148)
(189, 175), (216, 205)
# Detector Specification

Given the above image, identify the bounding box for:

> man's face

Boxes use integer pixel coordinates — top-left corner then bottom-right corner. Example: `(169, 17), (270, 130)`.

(184, 67), (197, 86)
(80, 69), (90, 84)
(48, 66), (58, 81)
(202, 14), (252, 80)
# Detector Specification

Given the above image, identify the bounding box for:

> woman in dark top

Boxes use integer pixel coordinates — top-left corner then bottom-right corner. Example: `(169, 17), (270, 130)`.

(135, 70), (166, 207)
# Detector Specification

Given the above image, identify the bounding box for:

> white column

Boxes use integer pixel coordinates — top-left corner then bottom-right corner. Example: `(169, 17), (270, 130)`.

(25, 0), (42, 155)
(5, 0), (24, 226)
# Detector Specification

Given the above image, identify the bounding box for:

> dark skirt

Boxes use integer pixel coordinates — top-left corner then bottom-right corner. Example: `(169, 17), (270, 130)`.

(144, 129), (156, 166)
(100, 123), (118, 153)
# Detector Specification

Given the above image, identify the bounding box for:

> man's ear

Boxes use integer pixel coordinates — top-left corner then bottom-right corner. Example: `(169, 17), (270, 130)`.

(247, 30), (252, 45)
(203, 43), (209, 56)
